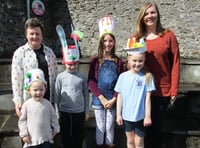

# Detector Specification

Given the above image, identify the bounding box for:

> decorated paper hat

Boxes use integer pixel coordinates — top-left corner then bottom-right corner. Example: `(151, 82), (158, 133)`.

(62, 24), (80, 64)
(24, 68), (46, 90)
(62, 44), (79, 64)
(125, 37), (147, 55)
(98, 15), (116, 37)
(70, 30), (84, 42)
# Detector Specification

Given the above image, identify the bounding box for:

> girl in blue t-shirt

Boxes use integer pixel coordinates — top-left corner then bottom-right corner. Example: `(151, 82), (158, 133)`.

(115, 38), (155, 148)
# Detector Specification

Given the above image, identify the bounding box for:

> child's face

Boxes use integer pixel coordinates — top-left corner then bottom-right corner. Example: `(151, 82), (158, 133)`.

(65, 62), (78, 73)
(103, 34), (115, 53)
(29, 81), (46, 101)
(127, 53), (146, 73)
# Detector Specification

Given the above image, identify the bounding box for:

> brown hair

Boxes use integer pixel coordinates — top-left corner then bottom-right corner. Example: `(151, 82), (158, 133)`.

(135, 1), (169, 39)
(24, 17), (44, 35)
(98, 33), (118, 65)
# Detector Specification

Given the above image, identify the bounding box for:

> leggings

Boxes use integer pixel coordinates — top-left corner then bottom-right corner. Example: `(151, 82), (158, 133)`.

(94, 108), (115, 145)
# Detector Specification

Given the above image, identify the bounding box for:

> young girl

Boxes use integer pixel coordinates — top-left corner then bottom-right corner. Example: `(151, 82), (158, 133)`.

(18, 68), (60, 148)
(88, 15), (124, 148)
(115, 38), (155, 148)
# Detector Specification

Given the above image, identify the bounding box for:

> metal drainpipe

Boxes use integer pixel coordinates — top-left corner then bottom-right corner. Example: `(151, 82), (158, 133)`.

(27, 0), (30, 19)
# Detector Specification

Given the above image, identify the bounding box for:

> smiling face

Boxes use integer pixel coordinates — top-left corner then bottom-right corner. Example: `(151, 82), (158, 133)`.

(127, 53), (146, 73)
(103, 34), (115, 54)
(29, 81), (46, 101)
(143, 5), (158, 29)
(26, 26), (43, 49)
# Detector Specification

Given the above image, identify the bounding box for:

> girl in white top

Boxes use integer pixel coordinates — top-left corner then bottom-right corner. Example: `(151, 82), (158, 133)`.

(18, 69), (59, 148)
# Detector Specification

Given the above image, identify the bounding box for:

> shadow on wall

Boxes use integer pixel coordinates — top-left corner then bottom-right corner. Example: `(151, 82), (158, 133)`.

(0, 0), (73, 59)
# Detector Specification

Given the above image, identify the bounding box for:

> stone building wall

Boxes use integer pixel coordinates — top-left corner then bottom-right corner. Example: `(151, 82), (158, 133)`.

(0, 0), (200, 59)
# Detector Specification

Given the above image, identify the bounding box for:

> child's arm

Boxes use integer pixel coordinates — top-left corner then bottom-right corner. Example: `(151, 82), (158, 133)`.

(144, 92), (152, 127)
(82, 74), (90, 122)
(50, 102), (60, 136)
(88, 57), (108, 106)
(98, 95), (108, 107)
(116, 93), (123, 125)
(54, 75), (61, 119)
(18, 103), (30, 142)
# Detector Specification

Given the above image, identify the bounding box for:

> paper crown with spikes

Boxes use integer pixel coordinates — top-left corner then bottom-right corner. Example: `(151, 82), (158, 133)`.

(125, 37), (147, 55)
(24, 68), (46, 90)
(98, 15), (116, 37)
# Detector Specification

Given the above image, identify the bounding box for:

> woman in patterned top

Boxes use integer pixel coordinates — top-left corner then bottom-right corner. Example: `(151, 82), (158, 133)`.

(11, 17), (58, 117)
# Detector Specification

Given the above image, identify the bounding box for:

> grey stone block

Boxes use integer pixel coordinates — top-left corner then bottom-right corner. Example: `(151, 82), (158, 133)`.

(0, 136), (22, 148)
(0, 94), (14, 112)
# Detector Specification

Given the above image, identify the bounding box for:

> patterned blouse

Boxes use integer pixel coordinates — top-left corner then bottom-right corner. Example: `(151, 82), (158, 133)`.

(11, 43), (58, 104)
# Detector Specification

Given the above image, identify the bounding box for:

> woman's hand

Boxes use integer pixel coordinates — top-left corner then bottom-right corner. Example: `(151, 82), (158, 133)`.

(170, 96), (176, 105)
(15, 102), (22, 117)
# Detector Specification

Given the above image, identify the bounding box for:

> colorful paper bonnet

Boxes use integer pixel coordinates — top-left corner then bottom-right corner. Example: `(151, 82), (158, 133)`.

(24, 68), (46, 90)
(98, 15), (116, 37)
(125, 37), (147, 55)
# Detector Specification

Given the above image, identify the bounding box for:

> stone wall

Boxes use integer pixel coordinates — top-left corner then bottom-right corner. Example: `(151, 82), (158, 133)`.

(0, 0), (200, 59)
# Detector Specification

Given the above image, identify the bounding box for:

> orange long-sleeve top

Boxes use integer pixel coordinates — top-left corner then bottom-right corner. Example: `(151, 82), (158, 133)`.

(144, 31), (180, 97)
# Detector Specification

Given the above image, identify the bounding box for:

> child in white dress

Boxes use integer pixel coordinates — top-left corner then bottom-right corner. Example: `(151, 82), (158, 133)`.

(18, 68), (60, 148)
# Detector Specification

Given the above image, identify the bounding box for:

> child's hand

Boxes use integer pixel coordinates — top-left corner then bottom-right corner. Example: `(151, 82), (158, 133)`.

(98, 95), (108, 106)
(116, 115), (123, 126)
(52, 132), (58, 138)
(22, 135), (31, 144)
(56, 112), (60, 120)
(85, 114), (89, 122)
(105, 99), (115, 109)
(144, 116), (152, 127)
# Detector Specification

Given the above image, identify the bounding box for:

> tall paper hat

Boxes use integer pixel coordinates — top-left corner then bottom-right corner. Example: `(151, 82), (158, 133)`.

(59, 24), (80, 64)
(125, 37), (147, 55)
(98, 15), (116, 37)
(24, 68), (46, 90)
